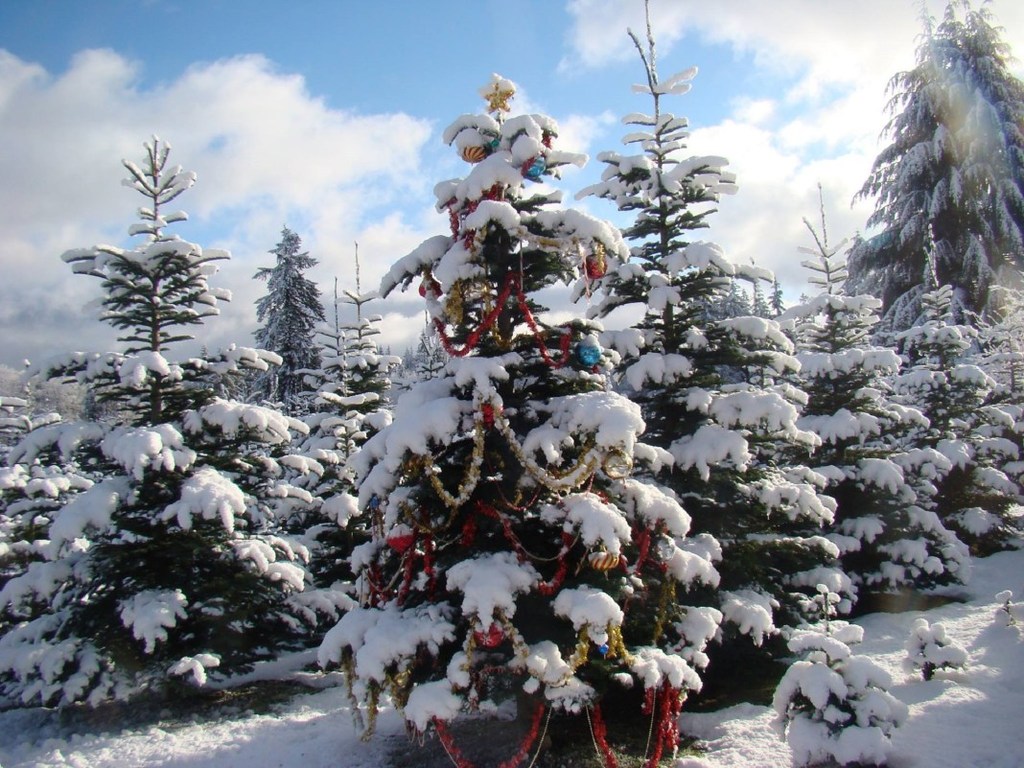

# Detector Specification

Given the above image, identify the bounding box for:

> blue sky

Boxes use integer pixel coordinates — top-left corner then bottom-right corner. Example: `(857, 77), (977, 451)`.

(1, 0), (1022, 369)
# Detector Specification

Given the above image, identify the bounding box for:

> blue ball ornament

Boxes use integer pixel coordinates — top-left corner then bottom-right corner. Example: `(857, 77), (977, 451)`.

(525, 156), (546, 180)
(598, 643), (609, 656)
(368, 494), (381, 511)
(575, 341), (602, 367)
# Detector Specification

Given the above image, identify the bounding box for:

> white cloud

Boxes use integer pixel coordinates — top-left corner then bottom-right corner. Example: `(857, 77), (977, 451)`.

(562, 0), (1024, 303)
(0, 49), (435, 367)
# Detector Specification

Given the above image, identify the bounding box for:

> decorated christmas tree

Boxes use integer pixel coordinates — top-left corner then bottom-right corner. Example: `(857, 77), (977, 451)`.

(318, 76), (720, 766)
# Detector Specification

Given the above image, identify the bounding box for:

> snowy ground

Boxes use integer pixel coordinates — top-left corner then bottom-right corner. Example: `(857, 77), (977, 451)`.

(1, 548), (1022, 768)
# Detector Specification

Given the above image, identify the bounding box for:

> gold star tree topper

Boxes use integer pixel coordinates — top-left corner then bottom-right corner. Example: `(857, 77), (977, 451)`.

(480, 74), (516, 115)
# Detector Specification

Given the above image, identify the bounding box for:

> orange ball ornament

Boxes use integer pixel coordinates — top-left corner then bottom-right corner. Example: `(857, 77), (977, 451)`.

(461, 145), (488, 163)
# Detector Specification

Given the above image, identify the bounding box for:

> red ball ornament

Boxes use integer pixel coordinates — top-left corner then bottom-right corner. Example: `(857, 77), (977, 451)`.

(481, 403), (497, 428)
(474, 622), (505, 648)
(419, 277), (441, 298)
(387, 526), (416, 554)
(585, 253), (607, 279)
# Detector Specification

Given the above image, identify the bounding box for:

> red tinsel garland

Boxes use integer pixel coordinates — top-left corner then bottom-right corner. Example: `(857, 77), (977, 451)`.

(514, 283), (573, 367)
(433, 702), (546, 768)
(472, 501), (573, 595)
(430, 268), (573, 368)
(460, 514), (478, 547)
(590, 704), (619, 768)
(536, 534), (573, 597)
(423, 533), (436, 598)
(632, 527), (652, 573)
(397, 543), (417, 605)
(643, 682), (683, 768)
(366, 563), (390, 606)
(434, 272), (517, 358)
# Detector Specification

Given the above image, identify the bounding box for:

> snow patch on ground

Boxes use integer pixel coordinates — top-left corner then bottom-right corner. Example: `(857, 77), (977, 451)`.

(1, 550), (1022, 768)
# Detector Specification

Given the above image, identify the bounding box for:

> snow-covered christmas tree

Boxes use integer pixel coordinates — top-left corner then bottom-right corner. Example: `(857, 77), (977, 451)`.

(0, 138), (324, 706)
(318, 75), (719, 765)
(895, 284), (1022, 554)
(577, 9), (841, 665)
(784, 206), (969, 601)
(773, 586), (908, 767)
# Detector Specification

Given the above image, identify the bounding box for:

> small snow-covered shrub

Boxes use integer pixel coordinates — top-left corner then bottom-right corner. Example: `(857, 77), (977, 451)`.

(773, 622), (908, 767)
(903, 617), (967, 680)
(995, 589), (1023, 626)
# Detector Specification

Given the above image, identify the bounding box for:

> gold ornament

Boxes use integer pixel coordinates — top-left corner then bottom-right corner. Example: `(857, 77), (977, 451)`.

(482, 78), (515, 114)
(602, 449), (633, 479)
(588, 550), (621, 572)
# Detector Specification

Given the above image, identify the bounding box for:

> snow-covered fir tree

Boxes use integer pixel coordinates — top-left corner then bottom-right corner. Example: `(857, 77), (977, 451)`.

(254, 226), (326, 413)
(752, 279), (772, 319)
(770, 277), (787, 318)
(903, 616), (967, 680)
(577, 8), (842, 666)
(0, 394), (31, 456)
(977, 287), (1024, 519)
(411, 321), (449, 382)
(848, 0), (1024, 336)
(773, 587), (908, 767)
(318, 75), (721, 764)
(298, 252), (400, 588)
(980, 285), (1024, 397)
(0, 138), (326, 707)
(894, 284), (1022, 554)
(784, 207), (969, 601)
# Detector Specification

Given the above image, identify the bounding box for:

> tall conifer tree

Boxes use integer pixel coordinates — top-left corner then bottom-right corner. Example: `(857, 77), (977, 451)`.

(579, 5), (842, 660)
(254, 227), (326, 413)
(0, 139), (321, 706)
(849, 1), (1024, 335)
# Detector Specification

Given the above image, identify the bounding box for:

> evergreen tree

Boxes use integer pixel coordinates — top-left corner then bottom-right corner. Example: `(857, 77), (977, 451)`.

(981, 285), (1024, 397)
(752, 279), (772, 319)
(318, 75), (720, 764)
(894, 285), (1022, 554)
(786, 207), (969, 600)
(254, 227), (326, 413)
(299, 251), (400, 588)
(412, 322), (449, 382)
(848, 0), (1024, 336)
(773, 587), (907, 767)
(578, 5), (842, 664)
(978, 287), (1024, 510)
(0, 138), (322, 707)
(770, 277), (787, 318)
